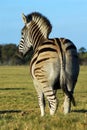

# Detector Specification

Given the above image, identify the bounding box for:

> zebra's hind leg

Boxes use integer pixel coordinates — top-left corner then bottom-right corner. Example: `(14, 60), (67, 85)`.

(34, 81), (46, 116)
(63, 95), (71, 114)
(38, 93), (45, 116)
(44, 88), (58, 115)
(49, 96), (58, 115)
(63, 81), (76, 114)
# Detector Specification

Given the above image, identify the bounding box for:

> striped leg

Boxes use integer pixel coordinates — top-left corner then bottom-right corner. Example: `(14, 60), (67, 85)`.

(44, 87), (58, 115)
(34, 82), (46, 116)
(49, 97), (58, 116)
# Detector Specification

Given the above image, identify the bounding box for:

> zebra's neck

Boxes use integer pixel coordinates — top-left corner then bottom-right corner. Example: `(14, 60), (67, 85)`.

(31, 12), (52, 38)
(29, 21), (46, 51)
(27, 12), (52, 51)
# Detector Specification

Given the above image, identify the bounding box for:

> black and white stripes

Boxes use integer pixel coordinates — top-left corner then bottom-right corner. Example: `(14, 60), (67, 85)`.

(18, 12), (79, 116)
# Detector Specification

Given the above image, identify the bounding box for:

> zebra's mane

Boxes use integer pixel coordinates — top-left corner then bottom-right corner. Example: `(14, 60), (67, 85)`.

(26, 12), (52, 38)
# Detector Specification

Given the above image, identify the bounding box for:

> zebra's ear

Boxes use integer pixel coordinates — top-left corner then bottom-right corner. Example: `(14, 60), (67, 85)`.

(22, 13), (27, 24)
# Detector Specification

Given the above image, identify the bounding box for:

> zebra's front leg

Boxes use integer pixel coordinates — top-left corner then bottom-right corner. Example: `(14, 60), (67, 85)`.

(38, 93), (45, 116)
(63, 95), (71, 114)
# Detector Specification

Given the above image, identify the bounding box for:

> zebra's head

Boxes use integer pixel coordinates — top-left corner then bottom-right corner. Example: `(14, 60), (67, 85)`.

(18, 12), (52, 56)
(18, 13), (33, 56)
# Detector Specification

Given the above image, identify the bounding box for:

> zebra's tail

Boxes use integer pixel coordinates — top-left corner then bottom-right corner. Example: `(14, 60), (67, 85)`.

(60, 58), (76, 106)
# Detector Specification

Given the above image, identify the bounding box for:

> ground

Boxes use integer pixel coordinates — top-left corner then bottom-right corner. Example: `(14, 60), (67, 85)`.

(0, 66), (87, 130)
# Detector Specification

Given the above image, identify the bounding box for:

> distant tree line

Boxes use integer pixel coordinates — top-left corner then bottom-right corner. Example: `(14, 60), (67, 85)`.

(78, 47), (87, 65)
(0, 44), (33, 65)
(0, 43), (87, 65)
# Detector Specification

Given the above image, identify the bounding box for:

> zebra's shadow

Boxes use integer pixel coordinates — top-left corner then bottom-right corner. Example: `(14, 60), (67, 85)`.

(0, 88), (26, 90)
(72, 109), (87, 113)
(0, 110), (22, 114)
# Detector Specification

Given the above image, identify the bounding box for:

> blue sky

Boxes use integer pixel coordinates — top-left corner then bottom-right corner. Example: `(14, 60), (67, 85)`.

(0, 0), (87, 49)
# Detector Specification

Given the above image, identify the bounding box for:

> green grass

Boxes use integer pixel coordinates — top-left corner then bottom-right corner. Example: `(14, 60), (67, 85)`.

(0, 66), (87, 130)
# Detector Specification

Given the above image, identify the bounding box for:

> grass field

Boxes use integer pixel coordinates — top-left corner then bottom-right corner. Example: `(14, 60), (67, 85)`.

(0, 66), (87, 130)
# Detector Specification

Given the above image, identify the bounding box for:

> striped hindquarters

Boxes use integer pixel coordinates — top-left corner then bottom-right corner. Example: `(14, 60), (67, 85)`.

(30, 39), (59, 79)
(30, 37), (79, 106)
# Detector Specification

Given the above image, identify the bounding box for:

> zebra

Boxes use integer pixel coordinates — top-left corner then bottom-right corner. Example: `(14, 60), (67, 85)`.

(18, 12), (79, 116)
